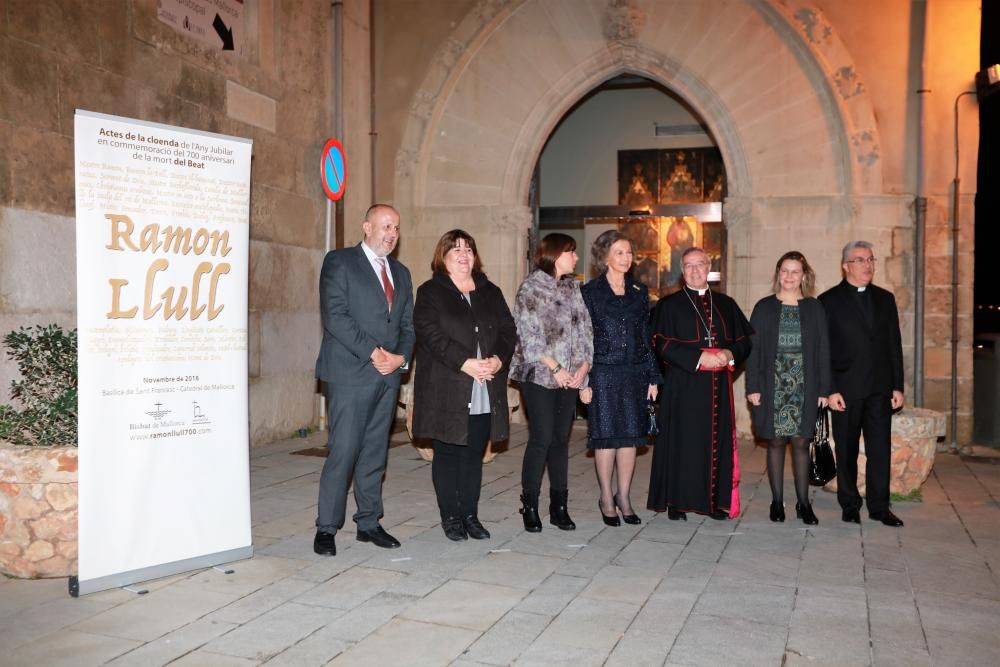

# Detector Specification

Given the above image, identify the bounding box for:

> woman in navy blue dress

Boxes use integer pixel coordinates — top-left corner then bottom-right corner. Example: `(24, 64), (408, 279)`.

(581, 230), (662, 526)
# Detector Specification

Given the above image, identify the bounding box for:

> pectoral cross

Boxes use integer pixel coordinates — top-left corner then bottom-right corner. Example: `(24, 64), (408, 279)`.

(704, 333), (716, 347)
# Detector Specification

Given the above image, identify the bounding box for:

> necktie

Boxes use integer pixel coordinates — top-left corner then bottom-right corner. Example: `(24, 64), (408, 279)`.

(377, 258), (394, 309)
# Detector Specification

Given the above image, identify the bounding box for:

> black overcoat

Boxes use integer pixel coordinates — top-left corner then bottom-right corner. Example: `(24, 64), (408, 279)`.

(412, 271), (516, 445)
(818, 280), (903, 399)
(745, 295), (832, 440)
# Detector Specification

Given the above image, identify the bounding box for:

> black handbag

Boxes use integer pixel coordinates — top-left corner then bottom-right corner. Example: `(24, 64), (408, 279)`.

(809, 407), (837, 486)
(647, 399), (659, 436)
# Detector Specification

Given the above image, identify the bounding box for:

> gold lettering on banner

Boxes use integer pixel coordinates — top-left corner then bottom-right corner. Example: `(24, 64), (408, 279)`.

(103, 212), (235, 321)
(207, 263), (230, 320)
(143, 259), (170, 319)
(106, 213), (140, 251)
(107, 279), (139, 318)
(105, 213), (232, 257)
(190, 262), (212, 320)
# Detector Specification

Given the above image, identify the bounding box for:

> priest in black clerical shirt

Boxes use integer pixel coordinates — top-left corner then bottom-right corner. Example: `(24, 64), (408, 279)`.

(818, 241), (905, 527)
(648, 247), (753, 520)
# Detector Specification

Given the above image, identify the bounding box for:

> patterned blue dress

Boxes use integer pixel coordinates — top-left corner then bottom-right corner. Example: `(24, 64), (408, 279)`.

(581, 275), (662, 449)
(773, 304), (805, 436)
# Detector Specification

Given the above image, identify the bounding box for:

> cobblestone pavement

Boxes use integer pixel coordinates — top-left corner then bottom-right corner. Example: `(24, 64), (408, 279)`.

(2, 422), (999, 666)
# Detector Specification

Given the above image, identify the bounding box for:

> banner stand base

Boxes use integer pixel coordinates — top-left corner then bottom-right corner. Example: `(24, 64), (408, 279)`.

(70, 545), (253, 597)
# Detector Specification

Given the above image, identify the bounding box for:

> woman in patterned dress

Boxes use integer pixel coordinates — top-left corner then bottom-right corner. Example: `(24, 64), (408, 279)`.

(746, 252), (831, 525)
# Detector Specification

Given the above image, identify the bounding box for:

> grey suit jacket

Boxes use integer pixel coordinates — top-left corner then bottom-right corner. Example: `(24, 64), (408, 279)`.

(315, 244), (415, 386)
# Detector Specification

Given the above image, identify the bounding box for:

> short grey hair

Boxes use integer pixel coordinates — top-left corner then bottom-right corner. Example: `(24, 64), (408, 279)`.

(841, 240), (873, 263)
(681, 246), (707, 261)
(590, 229), (632, 274)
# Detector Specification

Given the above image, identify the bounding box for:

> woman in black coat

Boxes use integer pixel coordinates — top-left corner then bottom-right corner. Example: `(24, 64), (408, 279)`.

(413, 229), (516, 541)
(746, 251), (831, 525)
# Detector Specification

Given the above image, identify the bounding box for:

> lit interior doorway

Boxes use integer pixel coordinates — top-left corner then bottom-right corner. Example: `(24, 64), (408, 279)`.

(534, 74), (727, 299)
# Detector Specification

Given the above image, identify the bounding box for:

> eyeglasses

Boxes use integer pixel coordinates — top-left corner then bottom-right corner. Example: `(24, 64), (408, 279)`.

(845, 257), (877, 265)
(682, 261), (710, 270)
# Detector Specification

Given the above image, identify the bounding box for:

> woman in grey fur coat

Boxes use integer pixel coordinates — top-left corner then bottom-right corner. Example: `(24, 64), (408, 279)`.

(509, 233), (593, 533)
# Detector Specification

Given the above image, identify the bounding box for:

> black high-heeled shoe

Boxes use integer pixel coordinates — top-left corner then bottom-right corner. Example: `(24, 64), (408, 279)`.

(613, 494), (641, 525)
(769, 501), (786, 522)
(796, 502), (819, 525)
(598, 499), (621, 527)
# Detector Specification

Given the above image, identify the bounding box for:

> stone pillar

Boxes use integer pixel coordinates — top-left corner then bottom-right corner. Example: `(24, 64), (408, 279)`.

(825, 407), (945, 497)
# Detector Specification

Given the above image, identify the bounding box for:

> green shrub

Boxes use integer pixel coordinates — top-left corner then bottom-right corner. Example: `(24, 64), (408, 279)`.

(0, 325), (78, 447)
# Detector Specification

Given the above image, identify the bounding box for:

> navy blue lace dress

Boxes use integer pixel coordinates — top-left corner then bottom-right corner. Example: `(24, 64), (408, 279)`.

(581, 275), (662, 449)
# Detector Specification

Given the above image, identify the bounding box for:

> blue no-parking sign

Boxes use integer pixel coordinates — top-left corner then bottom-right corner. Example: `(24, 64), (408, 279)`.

(321, 139), (347, 201)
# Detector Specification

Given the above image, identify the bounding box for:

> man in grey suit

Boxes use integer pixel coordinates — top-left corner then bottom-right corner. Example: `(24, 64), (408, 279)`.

(314, 204), (415, 556)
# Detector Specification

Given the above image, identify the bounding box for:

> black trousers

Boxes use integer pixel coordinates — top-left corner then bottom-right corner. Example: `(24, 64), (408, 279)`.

(520, 382), (577, 495)
(830, 391), (892, 514)
(432, 414), (491, 519)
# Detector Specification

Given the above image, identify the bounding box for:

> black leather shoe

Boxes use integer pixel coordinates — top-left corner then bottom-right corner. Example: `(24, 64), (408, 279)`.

(614, 494), (641, 525)
(356, 525), (401, 548)
(796, 502), (819, 525)
(442, 517), (467, 541)
(598, 500), (621, 527)
(709, 509), (729, 521)
(313, 530), (337, 556)
(870, 510), (904, 527)
(842, 508), (861, 524)
(463, 516), (490, 540)
(769, 501), (785, 522)
(667, 508), (687, 521)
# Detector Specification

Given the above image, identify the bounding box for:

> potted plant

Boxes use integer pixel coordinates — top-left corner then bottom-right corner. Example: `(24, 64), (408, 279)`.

(0, 325), (78, 578)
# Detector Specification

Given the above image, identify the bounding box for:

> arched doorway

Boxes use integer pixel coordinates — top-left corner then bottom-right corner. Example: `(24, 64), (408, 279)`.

(392, 0), (883, 295)
(535, 74), (728, 297)
(391, 0), (894, 434)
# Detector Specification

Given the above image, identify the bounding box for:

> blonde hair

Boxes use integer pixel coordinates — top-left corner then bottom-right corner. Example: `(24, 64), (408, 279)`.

(771, 251), (816, 297)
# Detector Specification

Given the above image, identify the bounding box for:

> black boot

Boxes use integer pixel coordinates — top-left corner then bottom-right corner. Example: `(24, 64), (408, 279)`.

(520, 492), (542, 532)
(549, 489), (576, 531)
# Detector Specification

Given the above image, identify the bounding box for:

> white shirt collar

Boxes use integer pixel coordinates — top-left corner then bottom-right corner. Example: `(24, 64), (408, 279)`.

(857, 286), (866, 293)
(360, 242), (393, 285)
(360, 241), (381, 263)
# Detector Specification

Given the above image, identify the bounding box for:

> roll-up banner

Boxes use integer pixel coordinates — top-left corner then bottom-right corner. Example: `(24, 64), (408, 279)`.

(72, 110), (253, 596)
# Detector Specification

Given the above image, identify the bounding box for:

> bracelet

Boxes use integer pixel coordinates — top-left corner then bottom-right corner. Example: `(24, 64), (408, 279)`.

(549, 363), (563, 375)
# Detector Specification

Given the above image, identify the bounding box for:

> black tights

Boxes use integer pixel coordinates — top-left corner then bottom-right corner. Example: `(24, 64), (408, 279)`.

(767, 437), (811, 506)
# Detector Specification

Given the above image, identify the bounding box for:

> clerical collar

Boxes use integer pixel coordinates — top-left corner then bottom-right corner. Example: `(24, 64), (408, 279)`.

(856, 286), (866, 293)
(687, 286), (708, 296)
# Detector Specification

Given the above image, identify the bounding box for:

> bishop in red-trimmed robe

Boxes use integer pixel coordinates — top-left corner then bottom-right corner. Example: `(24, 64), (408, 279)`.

(647, 248), (753, 520)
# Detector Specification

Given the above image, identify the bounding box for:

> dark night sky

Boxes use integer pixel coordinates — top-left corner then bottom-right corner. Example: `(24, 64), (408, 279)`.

(976, 2), (999, 331)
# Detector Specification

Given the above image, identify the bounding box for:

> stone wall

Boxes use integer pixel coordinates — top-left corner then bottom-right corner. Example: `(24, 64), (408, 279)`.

(820, 0), (979, 441)
(0, 0), (379, 446)
(0, 442), (78, 578)
(374, 0), (979, 442)
(0, 0), (980, 447)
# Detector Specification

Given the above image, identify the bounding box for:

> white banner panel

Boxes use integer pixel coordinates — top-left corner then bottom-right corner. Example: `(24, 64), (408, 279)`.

(74, 110), (253, 595)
